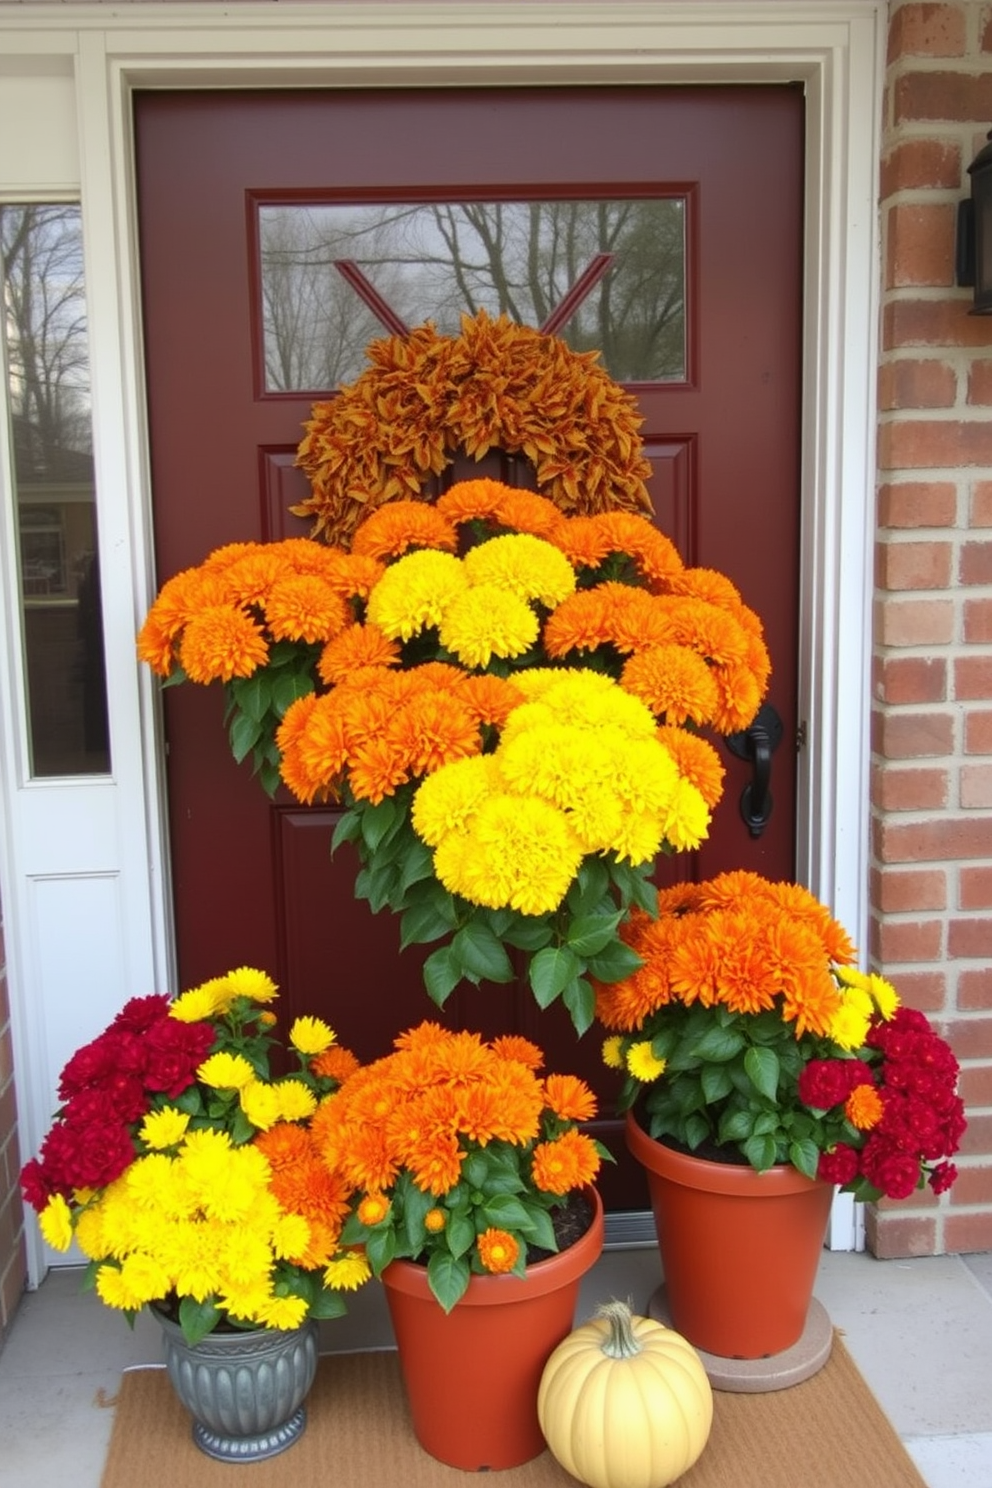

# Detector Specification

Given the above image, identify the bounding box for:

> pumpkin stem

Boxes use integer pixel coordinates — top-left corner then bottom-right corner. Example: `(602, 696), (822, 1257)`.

(596, 1299), (643, 1360)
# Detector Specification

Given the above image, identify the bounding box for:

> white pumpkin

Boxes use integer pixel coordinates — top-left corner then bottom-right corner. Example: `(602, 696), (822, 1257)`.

(537, 1300), (713, 1488)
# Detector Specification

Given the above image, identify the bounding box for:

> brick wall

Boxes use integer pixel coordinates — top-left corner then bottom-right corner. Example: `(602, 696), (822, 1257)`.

(0, 896), (26, 1350)
(873, 0), (992, 1256)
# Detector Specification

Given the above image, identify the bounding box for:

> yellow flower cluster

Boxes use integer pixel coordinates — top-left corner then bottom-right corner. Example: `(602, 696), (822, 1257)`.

(412, 671), (709, 915)
(50, 1127), (364, 1330)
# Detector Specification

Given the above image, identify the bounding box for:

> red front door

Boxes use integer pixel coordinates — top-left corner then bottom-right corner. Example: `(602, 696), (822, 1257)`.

(135, 87), (803, 1208)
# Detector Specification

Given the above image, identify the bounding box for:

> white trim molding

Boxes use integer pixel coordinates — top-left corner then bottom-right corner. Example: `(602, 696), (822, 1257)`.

(0, 3), (885, 1277)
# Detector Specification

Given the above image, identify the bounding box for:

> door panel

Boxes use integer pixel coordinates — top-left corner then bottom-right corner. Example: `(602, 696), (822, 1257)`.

(135, 87), (803, 1210)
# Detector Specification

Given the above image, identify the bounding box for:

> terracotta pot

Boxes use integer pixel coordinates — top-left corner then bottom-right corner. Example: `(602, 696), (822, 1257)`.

(381, 1187), (604, 1470)
(626, 1111), (833, 1359)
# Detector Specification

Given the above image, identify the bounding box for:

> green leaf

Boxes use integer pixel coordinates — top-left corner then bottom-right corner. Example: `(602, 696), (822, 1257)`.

(608, 859), (658, 915)
(565, 911), (623, 958)
(701, 1063), (735, 1102)
(500, 915), (555, 952)
(481, 1194), (531, 1229)
(562, 976), (596, 1036)
(271, 668), (314, 716)
(789, 1138), (822, 1181)
(360, 798), (400, 854)
(451, 921), (515, 983)
(446, 1211), (476, 1260)
(743, 1133), (778, 1172)
(422, 946), (462, 1007)
(400, 892), (459, 950)
(178, 1295), (223, 1347)
(566, 859), (611, 916)
(461, 1152), (489, 1190)
(427, 1251), (470, 1313)
(397, 838), (436, 896)
(230, 671), (272, 723)
(521, 1206), (557, 1253)
(309, 1289), (348, 1320)
(691, 1025), (746, 1063)
(529, 946), (581, 1008)
(331, 810), (363, 853)
(585, 939), (644, 983)
(365, 1225), (398, 1276)
(744, 1045), (781, 1101)
(228, 709), (263, 764)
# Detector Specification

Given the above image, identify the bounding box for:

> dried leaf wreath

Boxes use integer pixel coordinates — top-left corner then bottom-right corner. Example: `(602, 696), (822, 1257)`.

(294, 310), (654, 549)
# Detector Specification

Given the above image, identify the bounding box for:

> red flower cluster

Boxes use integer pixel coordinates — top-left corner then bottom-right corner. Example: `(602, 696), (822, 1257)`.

(798, 1008), (965, 1201)
(21, 996), (214, 1209)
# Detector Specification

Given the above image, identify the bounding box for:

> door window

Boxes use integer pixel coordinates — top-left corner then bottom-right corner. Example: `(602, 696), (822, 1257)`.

(258, 198), (686, 392)
(0, 203), (110, 777)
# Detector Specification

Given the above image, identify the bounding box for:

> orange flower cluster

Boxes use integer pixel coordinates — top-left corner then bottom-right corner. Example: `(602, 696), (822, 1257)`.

(294, 311), (654, 548)
(253, 1121), (353, 1269)
(310, 1022), (601, 1259)
(137, 537), (383, 682)
(596, 870), (857, 1040)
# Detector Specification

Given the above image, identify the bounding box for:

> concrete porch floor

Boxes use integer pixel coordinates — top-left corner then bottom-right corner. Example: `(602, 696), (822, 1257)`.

(1, 1244), (990, 1488)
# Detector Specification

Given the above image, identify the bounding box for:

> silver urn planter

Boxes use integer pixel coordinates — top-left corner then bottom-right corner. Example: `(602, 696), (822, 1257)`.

(155, 1310), (319, 1461)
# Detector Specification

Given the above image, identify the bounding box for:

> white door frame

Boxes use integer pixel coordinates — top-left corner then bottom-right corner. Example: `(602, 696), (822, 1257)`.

(0, 3), (884, 1277)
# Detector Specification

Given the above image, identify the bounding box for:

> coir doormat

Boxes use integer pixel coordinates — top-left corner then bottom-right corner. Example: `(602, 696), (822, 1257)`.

(100, 1338), (927, 1488)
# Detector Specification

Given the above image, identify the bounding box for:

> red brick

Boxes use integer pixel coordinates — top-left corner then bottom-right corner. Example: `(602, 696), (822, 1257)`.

(878, 539), (953, 589)
(878, 418), (992, 468)
(884, 298), (992, 348)
(955, 654), (992, 697)
(949, 1166), (992, 1204)
(959, 1114), (992, 1157)
(876, 816), (992, 862)
(958, 966), (992, 1008)
(887, 202), (957, 287)
(967, 360), (992, 405)
(875, 655), (947, 704)
(972, 481), (992, 525)
(960, 865), (992, 908)
(0, 1239), (26, 1333)
(944, 1211), (992, 1252)
(873, 918), (944, 962)
(946, 1015), (992, 1059)
(949, 916), (992, 957)
(877, 480), (958, 527)
(866, 1210), (937, 1257)
(959, 1062), (992, 1106)
(879, 357), (957, 409)
(960, 541), (992, 584)
(872, 866), (948, 911)
(961, 761), (992, 806)
(880, 138), (962, 195)
(873, 711), (955, 758)
(876, 597), (955, 645)
(871, 762), (949, 806)
(894, 70), (992, 123)
(964, 709), (992, 752)
(964, 597), (992, 641)
(888, 4), (967, 60)
(886, 968), (949, 1010)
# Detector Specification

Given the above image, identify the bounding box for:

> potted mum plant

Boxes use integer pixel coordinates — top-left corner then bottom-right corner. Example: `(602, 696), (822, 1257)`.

(21, 966), (368, 1462)
(138, 475), (770, 1037)
(597, 870), (966, 1368)
(309, 1020), (607, 1470)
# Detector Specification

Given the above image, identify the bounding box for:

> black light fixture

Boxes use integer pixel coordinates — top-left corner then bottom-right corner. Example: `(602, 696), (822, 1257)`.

(957, 129), (992, 314)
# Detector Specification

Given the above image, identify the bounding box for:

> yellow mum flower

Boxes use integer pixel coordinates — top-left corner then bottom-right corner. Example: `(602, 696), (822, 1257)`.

(95, 1264), (143, 1312)
(74, 1205), (107, 1260)
(39, 1194), (73, 1252)
(323, 1251), (372, 1292)
(253, 1293), (310, 1331)
(271, 1212), (312, 1263)
(660, 776), (711, 852)
(217, 966), (278, 1004)
(169, 981), (226, 1023)
(289, 1016), (336, 1056)
(411, 755), (501, 847)
(829, 1003), (872, 1052)
(868, 972), (900, 1019)
(626, 1041), (668, 1082)
(462, 532), (577, 608)
(438, 584), (539, 668)
(240, 1079), (282, 1131)
(139, 1106), (191, 1150)
(198, 1051), (257, 1090)
(365, 549), (468, 641)
(602, 1036), (625, 1070)
(118, 1251), (172, 1306)
(274, 1080), (318, 1122)
(160, 1223), (223, 1301)
(221, 1225), (275, 1285)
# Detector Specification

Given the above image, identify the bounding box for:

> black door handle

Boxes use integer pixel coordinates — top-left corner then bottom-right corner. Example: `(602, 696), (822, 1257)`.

(724, 703), (784, 839)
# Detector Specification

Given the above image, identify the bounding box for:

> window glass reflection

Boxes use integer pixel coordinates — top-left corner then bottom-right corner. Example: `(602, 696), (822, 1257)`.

(259, 198), (685, 391)
(1, 203), (110, 776)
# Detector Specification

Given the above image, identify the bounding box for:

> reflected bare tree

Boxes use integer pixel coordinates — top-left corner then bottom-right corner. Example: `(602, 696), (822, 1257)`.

(259, 198), (685, 391)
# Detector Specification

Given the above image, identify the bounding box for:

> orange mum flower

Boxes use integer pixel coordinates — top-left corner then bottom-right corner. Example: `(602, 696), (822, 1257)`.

(531, 1130), (601, 1195)
(350, 500), (458, 560)
(543, 1074), (597, 1123)
(458, 673), (527, 728)
(710, 662), (763, 734)
(178, 605), (269, 683)
(845, 1082), (884, 1131)
(317, 623), (401, 686)
(254, 1122), (311, 1172)
(383, 691), (483, 779)
(347, 736), (412, 804)
(489, 1034), (544, 1071)
(655, 726), (726, 809)
(263, 575), (351, 644)
(477, 1227), (520, 1274)
(621, 645), (720, 726)
(541, 589), (616, 657)
(357, 1192), (391, 1226)
(311, 1046), (361, 1082)
(406, 1129), (464, 1197)
(220, 549), (291, 608)
(424, 1208), (447, 1233)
